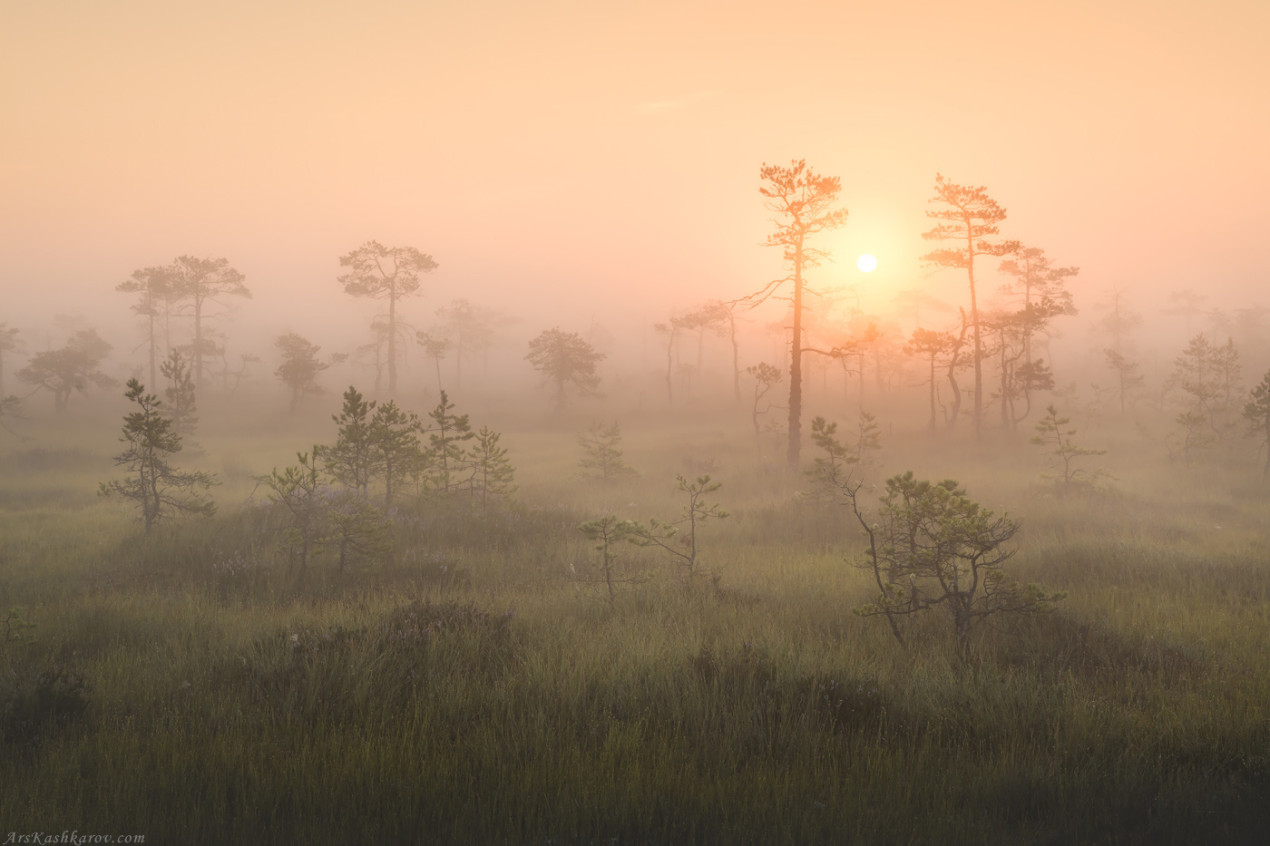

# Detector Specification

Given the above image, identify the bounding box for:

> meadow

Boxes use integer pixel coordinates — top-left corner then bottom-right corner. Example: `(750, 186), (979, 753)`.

(1, 398), (1268, 845)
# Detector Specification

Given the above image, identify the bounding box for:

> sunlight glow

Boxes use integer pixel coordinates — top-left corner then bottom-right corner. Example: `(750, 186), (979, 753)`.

(857, 254), (878, 273)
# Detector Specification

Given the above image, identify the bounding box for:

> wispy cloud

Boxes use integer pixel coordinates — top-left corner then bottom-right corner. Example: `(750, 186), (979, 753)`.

(634, 90), (719, 115)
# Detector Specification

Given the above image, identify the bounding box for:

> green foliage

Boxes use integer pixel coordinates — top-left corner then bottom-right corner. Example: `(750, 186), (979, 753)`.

(578, 421), (637, 482)
(804, 413), (882, 501)
(259, 448), (325, 573)
(1031, 404), (1109, 490)
(577, 515), (646, 604)
(1242, 369), (1270, 475)
(635, 475), (728, 585)
(99, 379), (216, 533)
(370, 400), (424, 505)
(160, 348), (198, 438)
(422, 390), (473, 495)
(1170, 333), (1241, 465)
(851, 472), (1061, 655)
(323, 488), (392, 572)
(744, 361), (782, 438)
(465, 426), (517, 510)
(321, 386), (378, 496)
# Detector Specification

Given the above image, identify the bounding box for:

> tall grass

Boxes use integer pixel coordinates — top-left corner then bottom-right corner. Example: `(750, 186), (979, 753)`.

(2, 418), (1269, 844)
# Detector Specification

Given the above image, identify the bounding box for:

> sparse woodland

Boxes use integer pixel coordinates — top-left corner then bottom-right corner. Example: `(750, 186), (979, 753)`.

(4, 171), (1270, 845)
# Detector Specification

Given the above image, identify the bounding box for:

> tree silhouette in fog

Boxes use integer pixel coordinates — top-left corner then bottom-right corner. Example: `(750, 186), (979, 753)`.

(17, 329), (114, 413)
(168, 256), (250, 390)
(274, 332), (331, 411)
(525, 328), (604, 412)
(743, 159), (849, 472)
(338, 241), (438, 397)
(922, 175), (1019, 439)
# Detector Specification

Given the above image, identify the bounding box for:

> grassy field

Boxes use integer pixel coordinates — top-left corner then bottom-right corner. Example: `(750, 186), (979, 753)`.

(1, 405), (1268, 844)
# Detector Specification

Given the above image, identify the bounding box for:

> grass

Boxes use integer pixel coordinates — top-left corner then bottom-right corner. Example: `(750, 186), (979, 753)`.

(2, 408), (1269, 844)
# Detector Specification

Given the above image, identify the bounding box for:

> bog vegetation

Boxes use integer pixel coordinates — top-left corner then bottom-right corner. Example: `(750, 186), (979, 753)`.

(3, 170), (1270, 843)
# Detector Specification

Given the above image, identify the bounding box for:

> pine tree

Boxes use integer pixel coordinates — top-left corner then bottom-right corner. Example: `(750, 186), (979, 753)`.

(99, 379), (216, 533)
(369, 400), (423, 506)
(260, 448), (325, 573)
(465, 426), (517, 510)
(578, 421), (637, 482)
(423, 390), (474, 494)
(160, 349), (198, 438)
(322, 386), (379, 496)
(1031, 405), (1108, 490)
(1244, 369), (1270, 475)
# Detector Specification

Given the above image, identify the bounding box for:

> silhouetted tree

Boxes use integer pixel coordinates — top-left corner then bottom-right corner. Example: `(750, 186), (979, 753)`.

(0, 323), (21, 397)
(274, 332), (330, 411)
(99, 379), (216, 533)
(1244, 370), (1270, 475)
(904, 328), (957, 434)
(1103, 348), (1144, 415)
(17, 329), (114, 412)
(744, 159), (849, 471)
(526, 328), (604, 411)
(652, 316), (687, 404)
(160, 349), (198, 440)
(338, 241), (437, 397)
(433, 298), (505, 387)
(681, 300), (742, 405)
(578, 421), (637, 482)
(1031, 405), (1108, 491)
(745, 362), (783, 438)
(416, 330), (451, 393)
(922, 175), (1019, 438)
(116, 266), (172, 387)
(168, 256), (249, 389)
(1171, 334), (1241, 465)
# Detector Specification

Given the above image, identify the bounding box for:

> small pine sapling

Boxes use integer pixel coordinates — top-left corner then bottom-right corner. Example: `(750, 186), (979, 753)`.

(636, 475), (728, 585)
(369, 400), (424, 506)
(576, 516), (645, 605)
(423, 390), (474, 495)
(260, 448), (326, 574)
(745, 362), (783, 439)
(853, 411), (882, 473)
(465, 426), (517, 510)
(804, 412), (882, 500)
(160, 349), (198, 438)
(1030, 405), (1109, 490)
(99, 379), (217, 533)
(578, 421), (638, 482)
(1244, 369), (1270, 475)
(847, 472), (1062, 660)
(320, 386), (379, 496)
(323, 488), (392, 572)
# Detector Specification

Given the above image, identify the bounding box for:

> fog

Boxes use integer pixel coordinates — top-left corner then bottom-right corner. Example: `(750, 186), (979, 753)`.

(3, 1), (1267, 354)
(4, 3), (1270, 840)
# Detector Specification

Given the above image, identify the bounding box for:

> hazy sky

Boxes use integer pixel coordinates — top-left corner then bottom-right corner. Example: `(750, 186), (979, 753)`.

(3, 0), (1267, 355)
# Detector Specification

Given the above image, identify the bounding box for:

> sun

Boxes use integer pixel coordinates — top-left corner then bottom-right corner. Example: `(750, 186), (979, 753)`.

(857, 253), (878, 273)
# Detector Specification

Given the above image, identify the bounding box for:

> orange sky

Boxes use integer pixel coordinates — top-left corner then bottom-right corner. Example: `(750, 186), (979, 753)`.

(3, 0), (1267, 356)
